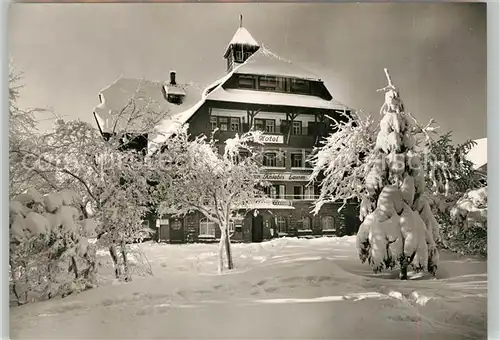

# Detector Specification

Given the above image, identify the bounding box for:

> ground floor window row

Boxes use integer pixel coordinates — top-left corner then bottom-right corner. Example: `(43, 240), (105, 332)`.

(188, 215), (336, 237)
(199, 218), (238, 237)
(274, 215), (336, 233)
(263, 184), (319, 200)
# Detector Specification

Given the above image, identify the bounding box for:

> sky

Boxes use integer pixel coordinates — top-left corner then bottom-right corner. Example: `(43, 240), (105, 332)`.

(8, 3), (486, 143)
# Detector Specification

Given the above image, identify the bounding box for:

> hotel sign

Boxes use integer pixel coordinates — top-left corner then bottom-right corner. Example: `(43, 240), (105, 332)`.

(258, 134), (284, 144)
(260, 172), (311, 182)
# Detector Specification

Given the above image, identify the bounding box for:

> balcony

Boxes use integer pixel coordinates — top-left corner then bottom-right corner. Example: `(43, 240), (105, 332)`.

(264, 195), (320, 203)
(242, 195), (319, 210)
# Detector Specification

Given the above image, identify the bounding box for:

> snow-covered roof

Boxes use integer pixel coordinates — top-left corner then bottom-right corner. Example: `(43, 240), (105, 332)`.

(93, 77), (201, 135)
(205, 48), (346, 110)
(148, 98), (206, 155)
(206, 88), (347, 111)
(150, 47), (350, 154)
(234, 48), (322, 81)
(224, 27), (260, 57)
(165, 85), (186, 96)
(466, 137), (487, 170)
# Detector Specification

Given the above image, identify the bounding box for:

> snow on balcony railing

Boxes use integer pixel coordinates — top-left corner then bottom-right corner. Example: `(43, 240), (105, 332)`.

(263, 195), (320, 202)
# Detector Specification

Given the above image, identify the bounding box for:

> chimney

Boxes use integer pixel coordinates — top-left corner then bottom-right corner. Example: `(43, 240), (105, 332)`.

(170, 71), (176, 85)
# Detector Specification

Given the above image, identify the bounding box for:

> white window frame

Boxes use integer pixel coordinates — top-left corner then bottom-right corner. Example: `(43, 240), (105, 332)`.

(301, 216), (312, 231)
(291, 153), (303, 168)
(263, 152), (277, 167)
(265, 120), (276, 133)
(219, 117), (228, 131)
(210, 116), (218, 131)
(230, 117), (240, 132)
(277, 216), (287, 233)
(292, 121), (302, 135)
(199, 218), (217, 238)
(235, 51), (244, 62)
(279, 185), (286, 199)
(304, 186), (315, 200)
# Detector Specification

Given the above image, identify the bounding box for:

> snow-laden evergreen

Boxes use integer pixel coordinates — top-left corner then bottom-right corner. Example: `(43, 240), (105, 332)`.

(311, 69), (440, 280)
(355, 69), (439, 279)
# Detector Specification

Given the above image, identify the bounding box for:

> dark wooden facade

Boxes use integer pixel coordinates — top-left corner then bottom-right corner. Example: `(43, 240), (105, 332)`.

(154, 97), (361, 244)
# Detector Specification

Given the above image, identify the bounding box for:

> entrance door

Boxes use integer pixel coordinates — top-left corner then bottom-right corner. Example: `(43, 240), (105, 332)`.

(251, 215), (264, 243)
(169, 219), (184, 244)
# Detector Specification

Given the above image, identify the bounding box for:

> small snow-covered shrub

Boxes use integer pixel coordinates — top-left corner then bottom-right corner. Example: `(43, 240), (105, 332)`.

(9, 188), (97, 306)
(423, 133), (486, 256)
(441, 187), (487, 256)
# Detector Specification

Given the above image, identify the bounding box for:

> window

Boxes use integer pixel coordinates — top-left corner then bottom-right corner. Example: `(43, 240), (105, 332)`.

(305, 152), (314, 168)
(265, 120), (276, 133)
(321, 216), (335, 231)
(293, 186), (303, 200)
(301, 216), (312, 230)
(239, 151), (249, 160)
(304, 186), (315, 200)
(235, 51), (244, 62)
(277, 216), (287, 233)
(291, 153), (303, 168)
(263, 153), (277, 167)
(171, 220), (182, 231)
(279, 185), (286, 199)
(254, 119), (276, 132)
(244, 52), (253, 60)
(199, 218), (217, 237)
(265, 185), (280, 198)
(230, 118), (240, 132)
(254, 119), (265, 131)
(210, 116), (218, 131)
(228, 221), (235, 232)
(258, 76), (278, 90)
(238, 75), (255, 89)
(167, 94), (182, 105)
(270, 186), (277, 199)
(292, 121), (302, 135)
(291, 79), (310, 94)
(219, 117), (228, 131)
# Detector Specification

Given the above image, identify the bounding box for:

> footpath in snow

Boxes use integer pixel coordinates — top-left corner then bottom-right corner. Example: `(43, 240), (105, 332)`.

(10, 236), (487, 339)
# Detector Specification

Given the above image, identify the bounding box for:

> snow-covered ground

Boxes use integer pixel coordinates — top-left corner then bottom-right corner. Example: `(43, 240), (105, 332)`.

(10, 237), (486, 339)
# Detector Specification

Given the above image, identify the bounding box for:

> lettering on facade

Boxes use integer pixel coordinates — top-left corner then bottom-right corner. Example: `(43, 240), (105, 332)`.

(261, 173), (310, 181)
(258, 134), (284, 144)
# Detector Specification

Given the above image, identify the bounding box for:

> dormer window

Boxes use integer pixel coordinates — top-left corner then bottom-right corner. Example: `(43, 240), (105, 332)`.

(235, 51), (244, 62)
(164, 83), (186, 105)
(167, 94), (182, 105)
(291, 79), (310, 94)
(237, 75), (256, 89)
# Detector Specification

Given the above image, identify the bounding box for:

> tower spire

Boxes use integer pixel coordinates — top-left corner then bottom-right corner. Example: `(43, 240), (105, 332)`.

(239, 14), (243, 28)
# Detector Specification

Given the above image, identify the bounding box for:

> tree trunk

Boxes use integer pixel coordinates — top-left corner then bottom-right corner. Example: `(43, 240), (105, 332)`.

(120, 241), (131, 282)
(224, 227), (234, 270)
(82, 245), (97, 287)
(109, 245), (121, 279)
(399, 255), (408, 280)
(218, 234), (225, 274)
(71, 256), (79, 279)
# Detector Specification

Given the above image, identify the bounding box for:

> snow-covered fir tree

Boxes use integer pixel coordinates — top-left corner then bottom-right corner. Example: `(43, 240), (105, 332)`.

(311, 69), (441, 280)
(355, 69), (440, 279)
